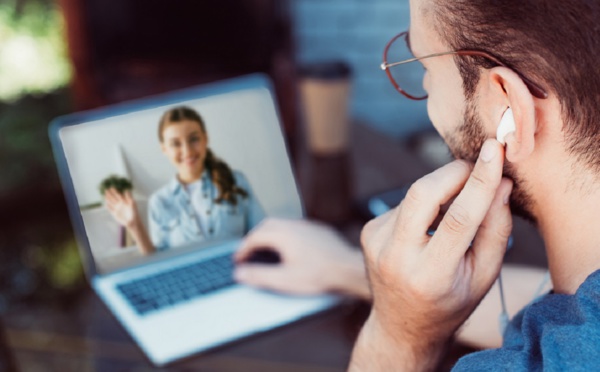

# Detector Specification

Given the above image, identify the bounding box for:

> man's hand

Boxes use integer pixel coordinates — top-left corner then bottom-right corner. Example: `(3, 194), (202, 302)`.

(350, 139), (513, 371)
(234, 218), (370, 299)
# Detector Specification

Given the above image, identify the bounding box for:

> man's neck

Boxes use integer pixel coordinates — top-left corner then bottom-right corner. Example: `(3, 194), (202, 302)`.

(534, 171), (600, 294)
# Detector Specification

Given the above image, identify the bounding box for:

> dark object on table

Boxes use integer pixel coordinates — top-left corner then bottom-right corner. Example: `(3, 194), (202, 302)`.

(244, 249), (281, 264)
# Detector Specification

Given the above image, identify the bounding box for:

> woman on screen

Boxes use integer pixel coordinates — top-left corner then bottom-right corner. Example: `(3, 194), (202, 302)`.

(104, 106), (265, 254)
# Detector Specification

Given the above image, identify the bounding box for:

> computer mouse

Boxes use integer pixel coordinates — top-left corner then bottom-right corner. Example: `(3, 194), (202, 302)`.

(243, 248), (281, 264)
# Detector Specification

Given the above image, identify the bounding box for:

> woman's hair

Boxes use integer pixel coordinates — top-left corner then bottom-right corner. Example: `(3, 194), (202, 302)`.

(158, 106), (248, 205)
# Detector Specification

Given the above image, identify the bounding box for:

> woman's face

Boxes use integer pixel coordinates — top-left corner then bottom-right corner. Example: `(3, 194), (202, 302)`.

(160, 120), (208, 181)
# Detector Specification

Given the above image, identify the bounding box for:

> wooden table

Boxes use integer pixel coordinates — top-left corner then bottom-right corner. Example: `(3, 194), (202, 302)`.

(1, 123), (545, 371)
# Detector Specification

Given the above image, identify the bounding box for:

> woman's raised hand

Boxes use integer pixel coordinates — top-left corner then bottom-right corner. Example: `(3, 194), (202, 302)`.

(104, 188), (156, 254)
(104, 188), (140, 228)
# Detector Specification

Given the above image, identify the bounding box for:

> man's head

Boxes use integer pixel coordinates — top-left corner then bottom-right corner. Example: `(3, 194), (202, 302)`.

(408, 0), (600, 222)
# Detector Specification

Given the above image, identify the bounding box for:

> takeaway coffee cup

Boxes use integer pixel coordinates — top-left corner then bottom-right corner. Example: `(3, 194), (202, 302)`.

(299, 62), (352, 155)
(299, 62), (353, 224)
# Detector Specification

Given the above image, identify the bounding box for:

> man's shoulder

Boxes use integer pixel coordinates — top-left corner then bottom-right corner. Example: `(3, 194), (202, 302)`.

(453, 269), (600, 371)
(527, 269), (600, 330)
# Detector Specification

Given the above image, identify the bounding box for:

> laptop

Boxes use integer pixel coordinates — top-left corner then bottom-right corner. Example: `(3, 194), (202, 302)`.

(49, 74), (339, 366)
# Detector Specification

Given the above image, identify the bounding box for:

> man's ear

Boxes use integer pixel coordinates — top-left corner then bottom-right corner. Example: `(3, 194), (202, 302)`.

(485, 66), (537, 163)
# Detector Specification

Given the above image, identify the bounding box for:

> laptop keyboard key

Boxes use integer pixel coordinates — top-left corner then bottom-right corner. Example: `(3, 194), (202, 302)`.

(116, 254), (236, 316)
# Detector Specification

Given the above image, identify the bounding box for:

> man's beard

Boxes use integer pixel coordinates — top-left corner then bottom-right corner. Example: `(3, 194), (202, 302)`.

(443, 101), (538, 224)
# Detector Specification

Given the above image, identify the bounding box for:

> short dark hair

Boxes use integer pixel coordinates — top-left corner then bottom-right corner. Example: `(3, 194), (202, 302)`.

(431, 0), (600, 171)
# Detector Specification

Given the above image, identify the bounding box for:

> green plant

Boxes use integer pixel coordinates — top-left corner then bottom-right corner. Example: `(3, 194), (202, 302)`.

(99, 175), (133, 195)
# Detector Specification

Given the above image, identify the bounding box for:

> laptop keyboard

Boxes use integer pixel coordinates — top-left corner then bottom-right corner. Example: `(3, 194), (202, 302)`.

(116, 254), (236, 316)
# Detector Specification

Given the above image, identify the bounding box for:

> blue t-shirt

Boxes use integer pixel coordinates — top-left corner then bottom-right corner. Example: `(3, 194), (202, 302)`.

(454, 270), (600, 371)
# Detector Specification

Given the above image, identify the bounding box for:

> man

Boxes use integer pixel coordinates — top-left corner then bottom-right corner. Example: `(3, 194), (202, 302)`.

(239, 0), (600, 369)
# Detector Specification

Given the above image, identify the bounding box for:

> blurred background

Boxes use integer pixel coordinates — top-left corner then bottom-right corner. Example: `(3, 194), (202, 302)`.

(0, 0), (441, 369)
(0, 0), (433, 306)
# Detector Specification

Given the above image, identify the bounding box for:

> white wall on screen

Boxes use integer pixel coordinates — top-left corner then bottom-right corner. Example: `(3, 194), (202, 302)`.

(60, 88), (302, 220)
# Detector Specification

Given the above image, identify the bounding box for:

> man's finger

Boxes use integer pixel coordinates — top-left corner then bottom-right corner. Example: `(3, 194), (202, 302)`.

(361, 208), (395, 254)
(471, 178), (513, 285)
(234, 220), (282, 262)
(235, 237), (280, 263)
(234, 264), (290, 292)
(430, 139), (505, 261)
(393, 160), (473, 244)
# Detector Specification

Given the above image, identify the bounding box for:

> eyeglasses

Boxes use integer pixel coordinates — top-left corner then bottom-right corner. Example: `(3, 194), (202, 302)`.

(380, 31), (549, 101)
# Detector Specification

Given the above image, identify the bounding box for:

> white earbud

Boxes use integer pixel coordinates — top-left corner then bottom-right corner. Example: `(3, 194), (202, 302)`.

(496, 107), (515, 145)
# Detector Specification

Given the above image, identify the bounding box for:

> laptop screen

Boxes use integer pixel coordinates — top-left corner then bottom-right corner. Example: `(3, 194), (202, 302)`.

(53, 76), (302, 274)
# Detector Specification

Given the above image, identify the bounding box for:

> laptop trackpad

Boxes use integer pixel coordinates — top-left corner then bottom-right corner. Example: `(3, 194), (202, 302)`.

(132, 285), (337, 364)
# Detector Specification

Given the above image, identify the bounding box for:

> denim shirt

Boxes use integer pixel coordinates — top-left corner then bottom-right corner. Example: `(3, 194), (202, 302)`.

(453, 269), (600, 371)
(148, 170), (265, 251)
